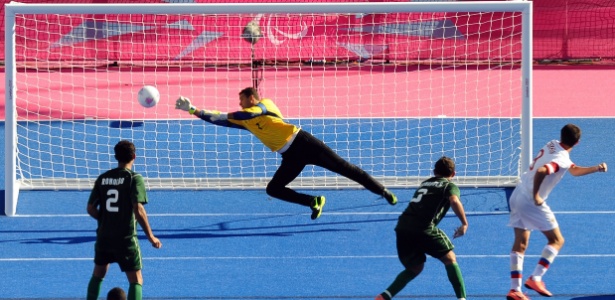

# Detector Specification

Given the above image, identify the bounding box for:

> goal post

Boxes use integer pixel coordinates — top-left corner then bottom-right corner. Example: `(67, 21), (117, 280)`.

(4, 1), (533, 216)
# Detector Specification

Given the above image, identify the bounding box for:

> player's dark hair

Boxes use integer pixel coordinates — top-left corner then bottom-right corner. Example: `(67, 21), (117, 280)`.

(560, 123), (581, 147)
(106, 287), (126, 300)
(434, 156), (455, 177)
(239, 87), (260, 100)
(114, 140), (136, 164)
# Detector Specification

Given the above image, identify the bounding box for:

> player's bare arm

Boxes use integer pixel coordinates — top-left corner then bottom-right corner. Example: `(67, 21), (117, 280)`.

(449, 195), (468, 238)
(86, 203), (99, 220)
(133, 203), (162, 249)
(568, 162), (608, 176)
(533, 166), (549, 206)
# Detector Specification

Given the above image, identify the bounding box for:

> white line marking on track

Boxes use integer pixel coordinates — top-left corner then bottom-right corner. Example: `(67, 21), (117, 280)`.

(13, 211), (615, 218)
(2, 254), (615, 262)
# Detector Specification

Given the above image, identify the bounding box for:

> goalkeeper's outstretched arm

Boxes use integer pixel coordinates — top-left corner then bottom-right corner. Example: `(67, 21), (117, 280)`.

(175, 96), (245, 130)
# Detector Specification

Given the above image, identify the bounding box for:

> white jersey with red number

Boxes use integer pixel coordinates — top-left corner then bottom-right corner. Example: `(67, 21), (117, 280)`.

(516, 140), (575, 201)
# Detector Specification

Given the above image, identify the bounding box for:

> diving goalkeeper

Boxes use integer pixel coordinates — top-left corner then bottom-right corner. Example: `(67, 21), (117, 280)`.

(175, 87), (397, 220)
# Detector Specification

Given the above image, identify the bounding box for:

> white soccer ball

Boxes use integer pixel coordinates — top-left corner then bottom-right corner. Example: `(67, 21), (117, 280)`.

(138, 85), (160, 108)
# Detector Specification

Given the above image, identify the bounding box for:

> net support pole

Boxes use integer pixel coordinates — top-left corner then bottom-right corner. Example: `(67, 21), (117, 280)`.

(251, 46), (263, 90)
(243, 18), (263, 91)
(252, 46), (257, 89)
(520, 2), (533, 173)
(4, 5), (19, 216)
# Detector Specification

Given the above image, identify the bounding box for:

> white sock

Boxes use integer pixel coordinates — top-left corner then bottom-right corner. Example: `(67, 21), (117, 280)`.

(510, 251), (524, 291)
(531, 245), (558, 280)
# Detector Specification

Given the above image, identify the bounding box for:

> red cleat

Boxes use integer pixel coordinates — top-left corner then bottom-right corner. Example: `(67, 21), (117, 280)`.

(507, 289), (531, 300)
(524, 276), (553, 297)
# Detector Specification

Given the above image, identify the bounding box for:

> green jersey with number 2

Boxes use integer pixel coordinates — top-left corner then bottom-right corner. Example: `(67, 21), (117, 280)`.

(88, 168), (148, 240)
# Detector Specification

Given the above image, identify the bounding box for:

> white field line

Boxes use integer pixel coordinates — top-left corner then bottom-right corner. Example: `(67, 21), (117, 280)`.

(2, 254), (615, 262)
(13, 211), (615, 218)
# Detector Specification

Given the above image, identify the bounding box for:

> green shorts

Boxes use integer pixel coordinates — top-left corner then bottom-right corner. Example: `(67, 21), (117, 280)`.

(94, 237), (142, 272)
(395, 227), (454, 268)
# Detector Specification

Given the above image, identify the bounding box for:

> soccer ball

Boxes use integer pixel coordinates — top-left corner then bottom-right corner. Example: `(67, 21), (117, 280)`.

(138, 85), (160, 108)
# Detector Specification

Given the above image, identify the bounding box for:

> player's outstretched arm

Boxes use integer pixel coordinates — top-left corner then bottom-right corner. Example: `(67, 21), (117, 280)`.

(175, 96), (246, 130)
(175, 96), (224, 118)
(569, 162), (608, 177)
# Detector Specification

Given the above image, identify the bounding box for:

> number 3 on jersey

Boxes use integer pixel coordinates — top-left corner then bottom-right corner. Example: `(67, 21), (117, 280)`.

(106, 189), (119, 212)
(410, 188), (428, 203)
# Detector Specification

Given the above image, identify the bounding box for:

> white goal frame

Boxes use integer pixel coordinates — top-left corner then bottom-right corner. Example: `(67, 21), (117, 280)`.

(4, 1), (533, 216)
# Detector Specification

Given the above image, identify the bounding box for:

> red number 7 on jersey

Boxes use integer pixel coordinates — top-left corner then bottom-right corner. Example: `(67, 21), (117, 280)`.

(529, 149), (545, 171)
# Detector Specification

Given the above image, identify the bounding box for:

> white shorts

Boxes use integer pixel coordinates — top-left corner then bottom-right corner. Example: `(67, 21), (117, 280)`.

(508, 187), (559, 231)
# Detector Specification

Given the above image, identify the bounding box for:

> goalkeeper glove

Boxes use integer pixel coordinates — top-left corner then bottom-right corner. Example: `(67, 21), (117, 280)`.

(175, 96), (227, 120)
(175, 96), (197, 115)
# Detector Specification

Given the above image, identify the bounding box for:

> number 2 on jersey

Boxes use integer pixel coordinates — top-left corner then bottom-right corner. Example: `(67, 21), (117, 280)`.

(106, 189), (119, 212)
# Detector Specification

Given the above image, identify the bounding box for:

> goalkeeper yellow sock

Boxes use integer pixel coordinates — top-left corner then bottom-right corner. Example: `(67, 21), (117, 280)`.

(86, 276), (103, 300)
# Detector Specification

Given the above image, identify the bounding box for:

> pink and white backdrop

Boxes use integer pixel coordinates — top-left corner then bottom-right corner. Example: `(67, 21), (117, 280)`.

(1, 0), (614, 119)
(1, 0), (614, 63)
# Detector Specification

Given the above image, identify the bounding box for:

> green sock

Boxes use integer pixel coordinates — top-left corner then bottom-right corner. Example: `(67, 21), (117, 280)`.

(445, 263), (467, 298)
(128, 283), (143, 300)
(384, 269), (418, 298)
(86, 276), (103, 300)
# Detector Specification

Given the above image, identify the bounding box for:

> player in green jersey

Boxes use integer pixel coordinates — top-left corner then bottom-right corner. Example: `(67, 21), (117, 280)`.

(376, 156), (468, 300)
(86, 140), (162, 300)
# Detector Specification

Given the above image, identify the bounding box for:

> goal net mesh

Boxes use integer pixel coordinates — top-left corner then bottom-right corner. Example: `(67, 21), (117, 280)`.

(8, 4), (525, 191)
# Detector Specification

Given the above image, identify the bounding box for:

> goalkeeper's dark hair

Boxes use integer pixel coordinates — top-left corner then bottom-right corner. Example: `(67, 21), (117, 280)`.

(114, 140), (136, 164)
(239, 87), (260, 100)
(434, 156), (455, 177)
(561, 123), (581, 147)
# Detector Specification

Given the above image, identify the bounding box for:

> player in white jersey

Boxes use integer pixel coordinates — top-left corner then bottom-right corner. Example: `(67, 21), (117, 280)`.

(506, 124), (607, 300)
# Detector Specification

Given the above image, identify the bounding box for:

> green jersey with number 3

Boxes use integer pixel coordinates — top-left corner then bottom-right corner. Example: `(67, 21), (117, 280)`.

(396, 177), (460, 231)
(88, 168), (148, 240)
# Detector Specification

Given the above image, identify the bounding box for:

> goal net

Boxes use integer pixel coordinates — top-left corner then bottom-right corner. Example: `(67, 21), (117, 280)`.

(4, 2), (533, 216)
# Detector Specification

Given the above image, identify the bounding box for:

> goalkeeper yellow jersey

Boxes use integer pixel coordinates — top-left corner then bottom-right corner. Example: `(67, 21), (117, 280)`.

(227, 98), (299, 152)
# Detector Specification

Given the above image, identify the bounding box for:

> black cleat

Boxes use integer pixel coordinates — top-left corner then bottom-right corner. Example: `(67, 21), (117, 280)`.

(383, 189), (398, 205)
(310, 196), (326, 220)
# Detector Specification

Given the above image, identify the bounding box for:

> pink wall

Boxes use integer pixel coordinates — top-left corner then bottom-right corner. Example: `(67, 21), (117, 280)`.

(1, 0), (614, 63)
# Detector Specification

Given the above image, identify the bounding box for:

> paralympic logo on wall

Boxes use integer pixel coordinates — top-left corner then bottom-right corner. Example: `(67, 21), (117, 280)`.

(254, 13), (310, 46)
